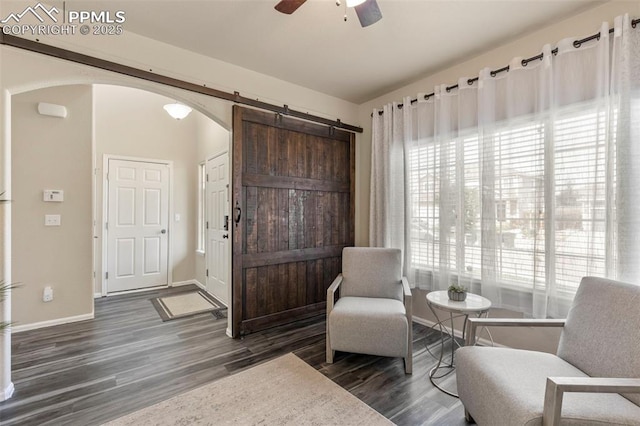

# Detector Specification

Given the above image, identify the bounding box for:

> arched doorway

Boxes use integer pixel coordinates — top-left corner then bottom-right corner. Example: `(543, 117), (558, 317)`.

(0, 56), (235, 400)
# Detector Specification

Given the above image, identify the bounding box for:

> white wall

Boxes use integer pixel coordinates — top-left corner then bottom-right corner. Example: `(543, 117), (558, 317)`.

(11, 85), (93, 328)
(93, 84), (199, 293)
(356, 1), (640, 352)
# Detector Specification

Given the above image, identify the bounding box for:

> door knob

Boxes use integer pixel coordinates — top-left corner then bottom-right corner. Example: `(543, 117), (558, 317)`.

(223, 234), (229, 239)
(161, 229), (167, 234)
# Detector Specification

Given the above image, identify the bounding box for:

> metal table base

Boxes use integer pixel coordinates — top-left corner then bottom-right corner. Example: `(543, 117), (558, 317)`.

(426, 301), (491, 398)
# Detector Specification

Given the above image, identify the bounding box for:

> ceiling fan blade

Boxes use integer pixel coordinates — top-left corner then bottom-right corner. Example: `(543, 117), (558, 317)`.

(275, 0), (307, 14)
(354, 0), (382, 27)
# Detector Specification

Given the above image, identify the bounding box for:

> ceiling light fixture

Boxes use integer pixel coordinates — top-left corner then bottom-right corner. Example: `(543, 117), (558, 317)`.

(346, 0), (366, 7)
(163, 103), (192, 120)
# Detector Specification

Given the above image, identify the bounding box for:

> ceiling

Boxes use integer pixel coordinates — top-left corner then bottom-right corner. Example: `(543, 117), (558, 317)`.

(61, 0), (602, 104)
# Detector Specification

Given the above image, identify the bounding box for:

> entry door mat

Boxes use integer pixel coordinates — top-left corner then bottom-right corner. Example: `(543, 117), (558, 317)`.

(151, 291), (224, 321)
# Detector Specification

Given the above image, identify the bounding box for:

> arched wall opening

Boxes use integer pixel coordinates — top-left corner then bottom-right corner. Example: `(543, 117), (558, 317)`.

(1, 47), (236, 400)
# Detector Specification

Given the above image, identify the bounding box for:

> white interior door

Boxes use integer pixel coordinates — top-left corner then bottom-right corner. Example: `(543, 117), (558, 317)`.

(107, 159), (170, 293)
(206, 153), (229, 305)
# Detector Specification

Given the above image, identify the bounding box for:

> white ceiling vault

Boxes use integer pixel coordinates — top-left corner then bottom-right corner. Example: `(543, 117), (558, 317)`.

(61, 0), (602, 104)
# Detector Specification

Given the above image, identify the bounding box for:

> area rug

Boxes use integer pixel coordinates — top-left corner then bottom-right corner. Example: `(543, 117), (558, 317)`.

(104, 353), (393, 426)
(150, 290), (223, 321)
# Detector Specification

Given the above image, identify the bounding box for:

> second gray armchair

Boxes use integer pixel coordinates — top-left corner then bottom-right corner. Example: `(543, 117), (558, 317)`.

(456, 276), (640, 425)
(326, 247), (413, 374)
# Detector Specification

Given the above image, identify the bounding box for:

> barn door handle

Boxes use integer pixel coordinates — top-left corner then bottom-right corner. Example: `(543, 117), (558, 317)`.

(234, 202), (242, 224)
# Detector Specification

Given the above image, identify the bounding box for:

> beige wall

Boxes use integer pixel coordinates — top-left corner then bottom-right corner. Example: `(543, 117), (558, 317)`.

(357, 1), (640, 351)
(11, 85), (93, 327)
(93, 84), (199, 293)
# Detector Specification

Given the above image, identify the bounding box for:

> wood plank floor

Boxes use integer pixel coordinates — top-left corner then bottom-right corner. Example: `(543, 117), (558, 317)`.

(0, 285), (465, 425)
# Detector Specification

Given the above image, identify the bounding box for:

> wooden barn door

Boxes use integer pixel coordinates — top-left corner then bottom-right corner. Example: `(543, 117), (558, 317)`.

(232, 106), (355, 336)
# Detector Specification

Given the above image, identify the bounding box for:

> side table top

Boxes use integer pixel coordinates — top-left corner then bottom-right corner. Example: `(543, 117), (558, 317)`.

(426, 290), (491, 313)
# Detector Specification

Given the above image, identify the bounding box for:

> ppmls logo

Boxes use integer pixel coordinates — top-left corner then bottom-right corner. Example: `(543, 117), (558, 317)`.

(1, 2), (59, 24)
(1, 2), (126, 36)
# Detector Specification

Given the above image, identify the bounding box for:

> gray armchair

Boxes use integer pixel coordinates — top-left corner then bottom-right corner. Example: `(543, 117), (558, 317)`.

(456, 276), (640, 425)
(326, 247), (413, 374)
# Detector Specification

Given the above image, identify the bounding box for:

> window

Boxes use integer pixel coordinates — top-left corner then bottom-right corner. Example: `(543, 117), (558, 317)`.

(496, 201), (507, 222)
(509, 200), (517, 216)
(553, 107), (609, 293)
(197, 162), (206, 253)
(407, 103), (612, 295)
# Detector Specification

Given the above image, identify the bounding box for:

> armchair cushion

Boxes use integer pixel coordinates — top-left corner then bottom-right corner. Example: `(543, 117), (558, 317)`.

(456, 346), (640, 426)
(329, 296), (408, 358)
(341, 247), (403, 301)
(557, 277), (640, 406)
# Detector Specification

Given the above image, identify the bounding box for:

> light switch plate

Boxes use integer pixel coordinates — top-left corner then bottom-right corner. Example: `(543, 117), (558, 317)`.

(44, 190), (64, 202)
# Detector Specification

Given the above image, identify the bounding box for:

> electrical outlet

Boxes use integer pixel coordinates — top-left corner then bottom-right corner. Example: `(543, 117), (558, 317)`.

(45, 214), (61, 226)
(43, 286), (53, 302)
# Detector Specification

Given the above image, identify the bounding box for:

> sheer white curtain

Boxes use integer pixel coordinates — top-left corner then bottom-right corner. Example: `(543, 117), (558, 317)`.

(370, 14), (640, 318)
(614, 15), (640, 283)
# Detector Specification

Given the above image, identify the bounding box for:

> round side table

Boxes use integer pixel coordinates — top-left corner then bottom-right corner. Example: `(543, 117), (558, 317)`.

(426, 290), (491, 397)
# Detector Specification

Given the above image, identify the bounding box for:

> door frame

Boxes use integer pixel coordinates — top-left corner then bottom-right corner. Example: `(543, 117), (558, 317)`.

(101, 154), (174, 296)
(204, 150), (231, 306)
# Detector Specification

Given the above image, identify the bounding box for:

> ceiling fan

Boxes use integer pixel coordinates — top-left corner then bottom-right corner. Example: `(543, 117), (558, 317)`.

(275, 0), (383, 28)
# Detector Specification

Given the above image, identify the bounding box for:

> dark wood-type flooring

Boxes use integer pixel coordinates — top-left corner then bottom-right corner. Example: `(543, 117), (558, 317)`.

(0, 285), (465, 425)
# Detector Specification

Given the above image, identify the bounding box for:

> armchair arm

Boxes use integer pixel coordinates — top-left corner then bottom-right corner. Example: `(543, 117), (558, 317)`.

(401, 277), (412, 302)
(401, 277), (412, 319)
(543, 377), (640, 426)
(466, 317), (566, 346)
(402, 277), (413, 374)
(326, 274), (343, 316)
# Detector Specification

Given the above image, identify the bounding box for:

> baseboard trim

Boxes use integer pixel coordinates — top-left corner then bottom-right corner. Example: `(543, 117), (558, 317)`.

(172, 280), (205, 290)
(12, 313), (95, 333)
(412, 315), (506, 348)
(1, 382), (14, 401)
(107, 285), (168, 297)
(96, 281), (205, 298)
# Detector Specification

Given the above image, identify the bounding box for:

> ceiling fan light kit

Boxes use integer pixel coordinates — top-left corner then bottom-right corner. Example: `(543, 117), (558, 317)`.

(353, 0), (382, 27)
(274, 0), (382, 27)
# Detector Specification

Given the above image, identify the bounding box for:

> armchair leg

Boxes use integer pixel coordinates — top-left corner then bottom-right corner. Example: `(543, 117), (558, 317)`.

(326, 316), (333, 363)
(404, 355), (412, 374)
(464, 408), (475, 423)
(326, 345), (335, 364)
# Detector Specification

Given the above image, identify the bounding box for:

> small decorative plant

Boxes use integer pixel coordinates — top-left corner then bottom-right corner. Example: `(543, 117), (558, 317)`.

(448, 284), (467, 301)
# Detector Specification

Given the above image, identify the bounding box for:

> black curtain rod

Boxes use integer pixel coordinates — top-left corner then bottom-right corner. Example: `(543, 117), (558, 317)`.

(376, 17), (639, 116)
(0, 32), (363, 134)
